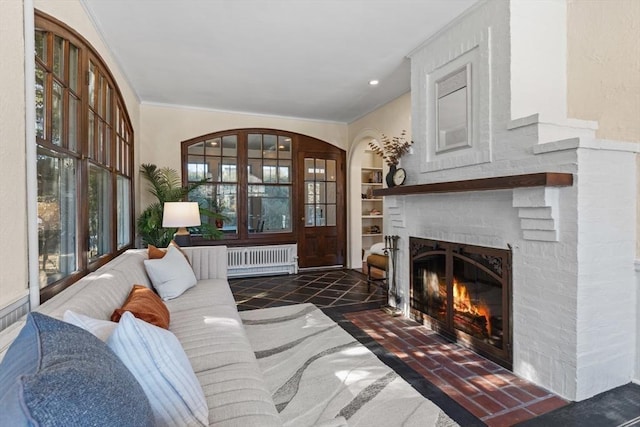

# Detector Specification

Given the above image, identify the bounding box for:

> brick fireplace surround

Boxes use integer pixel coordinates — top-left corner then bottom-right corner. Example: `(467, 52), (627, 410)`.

(376, 0), (640, 402)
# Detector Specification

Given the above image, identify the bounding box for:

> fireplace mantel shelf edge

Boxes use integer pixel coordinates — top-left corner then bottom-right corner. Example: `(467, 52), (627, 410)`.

(373, 172), (573, 197)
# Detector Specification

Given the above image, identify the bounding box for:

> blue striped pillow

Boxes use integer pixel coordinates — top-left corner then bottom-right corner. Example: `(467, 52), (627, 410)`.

(107, 312), (208, 426)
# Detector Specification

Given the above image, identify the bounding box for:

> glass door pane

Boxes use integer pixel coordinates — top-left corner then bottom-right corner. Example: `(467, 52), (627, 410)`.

(304, 157), (337, 228)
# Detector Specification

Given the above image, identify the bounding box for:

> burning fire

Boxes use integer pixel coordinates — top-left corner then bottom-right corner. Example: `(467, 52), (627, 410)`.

(453, 279), (492, 336)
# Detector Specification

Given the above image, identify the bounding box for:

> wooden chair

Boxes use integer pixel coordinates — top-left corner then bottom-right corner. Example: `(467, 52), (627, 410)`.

(366, 248), (388, 292)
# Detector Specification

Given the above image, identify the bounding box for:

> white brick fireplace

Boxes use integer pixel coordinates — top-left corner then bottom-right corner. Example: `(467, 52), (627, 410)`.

(382, 0), (639, 401)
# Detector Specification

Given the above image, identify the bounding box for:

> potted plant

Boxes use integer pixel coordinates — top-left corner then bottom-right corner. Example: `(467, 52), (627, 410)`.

(211, 197), (226, 229)
(368, 130), (413, 187)
(137, 164), (224, 247)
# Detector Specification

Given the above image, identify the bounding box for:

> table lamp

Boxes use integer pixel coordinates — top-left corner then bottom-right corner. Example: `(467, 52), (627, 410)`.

(162, 202), (201, 247)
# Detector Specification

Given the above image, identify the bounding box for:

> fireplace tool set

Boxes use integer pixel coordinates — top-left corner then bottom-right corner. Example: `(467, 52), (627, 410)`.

(383, 235), (402, 316)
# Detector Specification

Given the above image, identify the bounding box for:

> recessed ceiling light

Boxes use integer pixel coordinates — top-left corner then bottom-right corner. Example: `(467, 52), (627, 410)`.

(369, 80), (379, 86)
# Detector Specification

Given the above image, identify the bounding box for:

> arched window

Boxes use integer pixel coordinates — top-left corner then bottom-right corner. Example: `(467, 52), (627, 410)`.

(35, 11), (134, 301)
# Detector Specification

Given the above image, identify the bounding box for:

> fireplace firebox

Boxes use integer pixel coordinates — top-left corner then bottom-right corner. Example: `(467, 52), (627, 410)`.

(410, 238), (512, 368)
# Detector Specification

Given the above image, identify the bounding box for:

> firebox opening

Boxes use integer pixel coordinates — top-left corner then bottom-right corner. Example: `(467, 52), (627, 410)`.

(410, 238), (512, 369)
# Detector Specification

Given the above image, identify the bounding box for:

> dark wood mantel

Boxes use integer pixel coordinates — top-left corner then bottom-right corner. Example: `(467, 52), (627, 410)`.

(373, 172), (573, 197)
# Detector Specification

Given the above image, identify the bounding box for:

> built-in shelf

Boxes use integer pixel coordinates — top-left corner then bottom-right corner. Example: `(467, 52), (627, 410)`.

(360, 149), (385, 259)
(373, 172), (573, 197)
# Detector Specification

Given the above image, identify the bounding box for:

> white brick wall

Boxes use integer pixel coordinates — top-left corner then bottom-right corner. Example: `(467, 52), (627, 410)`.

(391, 0), (640, 401)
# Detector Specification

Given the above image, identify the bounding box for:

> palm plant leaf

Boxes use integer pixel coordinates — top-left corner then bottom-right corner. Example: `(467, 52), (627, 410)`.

(138, 163), (223, 247)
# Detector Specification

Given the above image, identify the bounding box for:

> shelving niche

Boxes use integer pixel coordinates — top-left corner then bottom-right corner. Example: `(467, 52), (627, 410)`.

(360, 150), (384, 261)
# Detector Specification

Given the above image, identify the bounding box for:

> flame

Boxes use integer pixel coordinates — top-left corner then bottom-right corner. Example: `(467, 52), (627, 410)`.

(453, 279), (492, 336)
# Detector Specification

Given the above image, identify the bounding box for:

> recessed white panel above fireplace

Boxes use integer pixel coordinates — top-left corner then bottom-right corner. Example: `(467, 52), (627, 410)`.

(411, 26), (492, 173)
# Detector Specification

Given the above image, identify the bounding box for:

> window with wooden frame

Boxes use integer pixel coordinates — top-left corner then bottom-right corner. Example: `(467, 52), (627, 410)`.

(35, 11), (134, 301)
(182, 130), (295, 244)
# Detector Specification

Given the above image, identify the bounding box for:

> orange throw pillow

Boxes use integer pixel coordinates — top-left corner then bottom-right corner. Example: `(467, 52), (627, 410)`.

(148, 241), (189, 262)
(148, 244), (167, 259)
(111, 285), (170, 329)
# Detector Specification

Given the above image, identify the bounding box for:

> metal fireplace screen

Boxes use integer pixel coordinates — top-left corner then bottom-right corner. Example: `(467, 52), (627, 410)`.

(410, 238), (512, 369)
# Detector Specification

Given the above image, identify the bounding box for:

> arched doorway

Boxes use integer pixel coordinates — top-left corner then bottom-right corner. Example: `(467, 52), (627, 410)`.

(347, 129), (384, 269)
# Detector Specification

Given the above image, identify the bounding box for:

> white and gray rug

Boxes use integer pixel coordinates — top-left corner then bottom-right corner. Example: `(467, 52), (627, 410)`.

(240, 303), (460, 427)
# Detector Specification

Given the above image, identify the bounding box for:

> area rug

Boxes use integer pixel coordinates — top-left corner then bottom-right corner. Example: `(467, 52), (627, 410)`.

(240, 303), (460, 427)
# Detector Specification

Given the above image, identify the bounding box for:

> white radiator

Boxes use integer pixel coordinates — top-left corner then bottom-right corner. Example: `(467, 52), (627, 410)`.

(227, 244), (298, 278)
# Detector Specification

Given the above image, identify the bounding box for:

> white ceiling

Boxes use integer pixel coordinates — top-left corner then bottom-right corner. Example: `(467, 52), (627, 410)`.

(81, 0), (478, 123)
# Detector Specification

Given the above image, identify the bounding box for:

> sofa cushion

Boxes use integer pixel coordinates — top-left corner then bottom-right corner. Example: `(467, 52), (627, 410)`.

(144, 245), (197, 300)
(165, 279), (282, 427)
(63, 309), (117, 341)
(107, 311), (209, 427)
(0, 312), (153, 427)
(111, 284), (171, 329)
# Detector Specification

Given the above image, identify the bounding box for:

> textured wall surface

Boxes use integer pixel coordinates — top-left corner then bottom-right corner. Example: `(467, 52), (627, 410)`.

(567, 0), (640, 142)
(400, 0), (638, 401)
(0, 1), (29, 309)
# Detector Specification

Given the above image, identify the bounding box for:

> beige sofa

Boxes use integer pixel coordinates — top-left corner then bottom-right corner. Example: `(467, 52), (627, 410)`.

(0, 246), (299, 426)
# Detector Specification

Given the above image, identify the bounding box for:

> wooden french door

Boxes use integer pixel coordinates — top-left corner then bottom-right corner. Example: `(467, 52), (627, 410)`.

(296, 143), (346, 268)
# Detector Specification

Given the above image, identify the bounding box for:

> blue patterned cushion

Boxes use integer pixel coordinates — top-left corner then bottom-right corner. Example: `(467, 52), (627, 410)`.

(0, 312), (153, 427)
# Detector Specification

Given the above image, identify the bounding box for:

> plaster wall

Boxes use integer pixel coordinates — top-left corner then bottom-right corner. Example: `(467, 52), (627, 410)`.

(567, 0), (640, 143)
(139, 103), (348, 212)
(0, 0), (29, 309)
(346, 93), (411, 268)
(347, 92), (412, 151)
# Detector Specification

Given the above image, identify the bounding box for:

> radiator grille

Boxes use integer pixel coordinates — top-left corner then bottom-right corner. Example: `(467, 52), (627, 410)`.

(0, 295), (29, 332)
(227, 244), (298, 278)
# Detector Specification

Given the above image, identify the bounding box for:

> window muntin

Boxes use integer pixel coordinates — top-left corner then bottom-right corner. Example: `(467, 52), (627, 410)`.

(35, 12), (134, 298)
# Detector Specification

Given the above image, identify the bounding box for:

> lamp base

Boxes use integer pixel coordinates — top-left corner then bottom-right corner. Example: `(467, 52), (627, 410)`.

(172, 233), (192, 247)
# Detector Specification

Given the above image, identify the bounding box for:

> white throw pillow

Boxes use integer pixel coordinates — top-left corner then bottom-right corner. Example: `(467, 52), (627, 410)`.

(144, 244), (197, 300)
(62, 310), (118, 342)
(107, 312), (208, 427)
(370, 242), (387, 255)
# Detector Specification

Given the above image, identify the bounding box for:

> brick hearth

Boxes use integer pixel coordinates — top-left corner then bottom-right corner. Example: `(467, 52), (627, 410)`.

(345, 309), (568, 427)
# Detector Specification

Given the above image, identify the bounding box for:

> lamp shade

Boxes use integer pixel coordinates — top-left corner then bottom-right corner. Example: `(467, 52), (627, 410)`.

(162, 202), (201, 228)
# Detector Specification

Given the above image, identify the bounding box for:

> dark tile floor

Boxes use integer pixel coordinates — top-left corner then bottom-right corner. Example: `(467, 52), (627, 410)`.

(229, 269), (640, 427)
(230, 269), (386, 311)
